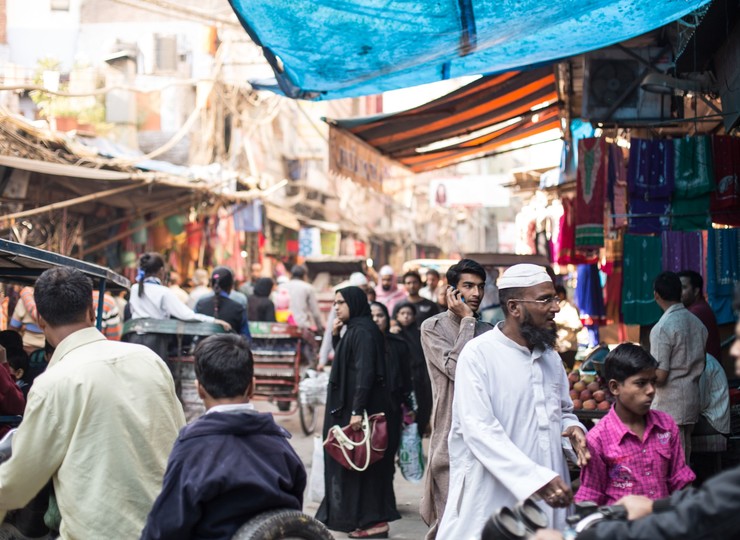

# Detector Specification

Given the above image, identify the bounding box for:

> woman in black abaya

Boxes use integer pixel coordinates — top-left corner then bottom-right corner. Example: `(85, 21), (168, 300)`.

(370, 301), (416, 455)
(316, 286), (400, 538)
(392, 301), (433, 437)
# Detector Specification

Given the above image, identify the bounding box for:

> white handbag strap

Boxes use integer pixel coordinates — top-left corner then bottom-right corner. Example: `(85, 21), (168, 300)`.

(329, 412), (371, 472)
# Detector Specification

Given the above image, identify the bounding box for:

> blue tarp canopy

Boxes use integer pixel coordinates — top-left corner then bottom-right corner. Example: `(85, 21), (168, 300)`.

(228, 0), (711, 101)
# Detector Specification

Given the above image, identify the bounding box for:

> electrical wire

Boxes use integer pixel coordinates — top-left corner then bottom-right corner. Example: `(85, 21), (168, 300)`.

(107, 0), (241, 28)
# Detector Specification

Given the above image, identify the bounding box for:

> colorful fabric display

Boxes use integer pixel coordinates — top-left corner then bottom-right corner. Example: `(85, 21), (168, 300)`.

(672, 136), (714, 231)
(627, 139), (674, 234)
(661, 231), (704, 275)
(575, 138), (607, 248)
(710, 135), (740, 226)
(622, 234), (663, 325)
(706, 227), (740, 324)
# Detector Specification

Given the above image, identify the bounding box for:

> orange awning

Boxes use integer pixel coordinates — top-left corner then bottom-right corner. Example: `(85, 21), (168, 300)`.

(326, 66), (562, 173)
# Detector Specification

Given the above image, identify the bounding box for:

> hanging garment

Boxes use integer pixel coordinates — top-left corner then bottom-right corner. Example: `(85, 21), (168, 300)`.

(672, 136), (714, 231)
(706, 228), (740, 324)
(606, 144), (628, 232)
(575, 138), (607, 248)
(710, 135), (740, 226)
(604, 232), (624, 324)
(233, 201), (264, 232)
(575, 264), (606, 327)
(627, 139), (674, 234)
(661, 231), (704, 275)
(556, 197), (598, 265)
(622, 234), (663, 325)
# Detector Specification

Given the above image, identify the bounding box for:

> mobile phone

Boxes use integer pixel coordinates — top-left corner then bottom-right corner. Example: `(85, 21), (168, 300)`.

(451, 286), (466, 303)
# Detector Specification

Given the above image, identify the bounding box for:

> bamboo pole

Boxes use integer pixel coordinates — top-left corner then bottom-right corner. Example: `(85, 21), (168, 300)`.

(0, 183), (143, 222)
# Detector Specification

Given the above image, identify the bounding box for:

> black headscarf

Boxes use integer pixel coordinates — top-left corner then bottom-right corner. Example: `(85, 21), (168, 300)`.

(329, 286), (386, 415)
(338, 285), (372, 323)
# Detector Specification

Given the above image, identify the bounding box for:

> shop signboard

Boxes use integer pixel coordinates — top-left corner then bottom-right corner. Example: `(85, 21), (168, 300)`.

(429, 176), (511, 208)
(329, 126), (406, 191)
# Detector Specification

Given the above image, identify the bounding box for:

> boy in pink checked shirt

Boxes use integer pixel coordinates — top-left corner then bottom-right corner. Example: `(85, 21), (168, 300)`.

(575, 343), (695, 505)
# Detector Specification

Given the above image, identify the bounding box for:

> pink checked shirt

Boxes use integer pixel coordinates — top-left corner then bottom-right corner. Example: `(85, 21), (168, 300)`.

(575, 407), (695, 505)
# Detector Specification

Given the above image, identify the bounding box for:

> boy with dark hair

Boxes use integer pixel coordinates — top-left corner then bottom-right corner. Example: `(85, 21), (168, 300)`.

(6, 350), (31, 399)
(576, 343), (695, 506)
(141, 334), (306, 540)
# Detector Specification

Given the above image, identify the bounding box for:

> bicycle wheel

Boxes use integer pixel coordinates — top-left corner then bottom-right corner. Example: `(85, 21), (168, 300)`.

(299, 401), (316, 435)
(298, 400), (316, 435)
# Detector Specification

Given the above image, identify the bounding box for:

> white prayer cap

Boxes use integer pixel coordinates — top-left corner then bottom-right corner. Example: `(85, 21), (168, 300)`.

(379, 265), (395, 277)
(497, 264), (552, 290)
(349, 272), (368, 286)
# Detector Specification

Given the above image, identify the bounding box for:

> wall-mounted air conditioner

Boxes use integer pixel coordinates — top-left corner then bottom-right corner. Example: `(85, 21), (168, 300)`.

(582, 47), (674, 124)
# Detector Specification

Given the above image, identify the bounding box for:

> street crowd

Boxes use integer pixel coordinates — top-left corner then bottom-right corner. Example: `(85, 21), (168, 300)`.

(0, 254), (738, 540)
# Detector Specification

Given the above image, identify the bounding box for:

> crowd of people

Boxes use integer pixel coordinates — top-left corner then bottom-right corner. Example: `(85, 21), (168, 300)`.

(0, 252), (738, 540)
(311, 258), (739, 540)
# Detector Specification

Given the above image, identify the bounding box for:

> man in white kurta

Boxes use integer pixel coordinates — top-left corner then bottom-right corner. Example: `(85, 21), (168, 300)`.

(438, 264), (589, 539)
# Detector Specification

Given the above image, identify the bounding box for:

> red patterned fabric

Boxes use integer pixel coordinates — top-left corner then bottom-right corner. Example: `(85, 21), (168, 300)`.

(575, 138), (607, 248)
(555, 197), (598, 265)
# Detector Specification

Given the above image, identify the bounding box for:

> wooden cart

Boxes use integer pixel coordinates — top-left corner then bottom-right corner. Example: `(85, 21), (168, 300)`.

(249, 321), (318, 435)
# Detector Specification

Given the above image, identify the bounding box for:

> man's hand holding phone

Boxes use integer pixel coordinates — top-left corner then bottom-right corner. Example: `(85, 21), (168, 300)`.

(446, 286), (474, 319)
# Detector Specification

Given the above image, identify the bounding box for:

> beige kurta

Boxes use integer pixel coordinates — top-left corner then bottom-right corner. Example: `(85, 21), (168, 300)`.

(0, 327), (186, 539)
(419, 311), (492, 539)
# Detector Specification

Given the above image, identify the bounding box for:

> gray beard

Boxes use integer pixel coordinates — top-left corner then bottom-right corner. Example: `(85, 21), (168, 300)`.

(520, 311), (557, 350)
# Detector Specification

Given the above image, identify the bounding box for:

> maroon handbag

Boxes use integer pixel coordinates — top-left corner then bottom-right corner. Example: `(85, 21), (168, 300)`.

(324, 412), (388, 471)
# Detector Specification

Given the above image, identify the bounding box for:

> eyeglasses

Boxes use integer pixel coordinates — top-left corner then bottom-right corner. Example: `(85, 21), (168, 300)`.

(511, 296), (559, 306)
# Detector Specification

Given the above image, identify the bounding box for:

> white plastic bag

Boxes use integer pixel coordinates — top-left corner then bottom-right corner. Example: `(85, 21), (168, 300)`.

(299, 369), (329, 406)
(399, 422), (425, 483)
(309, 435), (325, 502)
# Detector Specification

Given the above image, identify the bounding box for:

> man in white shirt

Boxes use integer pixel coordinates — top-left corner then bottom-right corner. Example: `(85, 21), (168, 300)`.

(419, 268), (441, 302)
(438, 264), (589, 539)
(0, 267), (186, 539)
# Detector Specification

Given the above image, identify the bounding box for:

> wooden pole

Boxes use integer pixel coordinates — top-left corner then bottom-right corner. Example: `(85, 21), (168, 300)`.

(0, 183), (143, 222)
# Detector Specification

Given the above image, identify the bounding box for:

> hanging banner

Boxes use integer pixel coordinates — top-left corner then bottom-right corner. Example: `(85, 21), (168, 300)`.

(329, 126), (405, 191)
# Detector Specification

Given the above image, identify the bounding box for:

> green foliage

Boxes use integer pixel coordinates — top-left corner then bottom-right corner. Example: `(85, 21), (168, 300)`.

(29, 57), (108, 130)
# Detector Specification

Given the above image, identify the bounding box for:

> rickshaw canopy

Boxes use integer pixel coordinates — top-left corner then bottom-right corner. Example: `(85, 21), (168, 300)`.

(0, 239), (130, 291)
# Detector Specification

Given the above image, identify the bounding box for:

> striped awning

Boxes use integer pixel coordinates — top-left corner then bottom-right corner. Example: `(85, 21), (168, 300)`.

(326, 66), (561, 173)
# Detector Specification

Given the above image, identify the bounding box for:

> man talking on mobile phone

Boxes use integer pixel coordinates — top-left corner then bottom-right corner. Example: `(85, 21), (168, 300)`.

(419, 259), (492, 539)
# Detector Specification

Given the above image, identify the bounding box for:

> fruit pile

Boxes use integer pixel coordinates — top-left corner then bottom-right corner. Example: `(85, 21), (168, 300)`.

(567, 371), (611, 412)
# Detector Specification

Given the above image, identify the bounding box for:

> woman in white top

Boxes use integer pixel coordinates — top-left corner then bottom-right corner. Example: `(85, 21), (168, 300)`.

(126, 252), (230, 362)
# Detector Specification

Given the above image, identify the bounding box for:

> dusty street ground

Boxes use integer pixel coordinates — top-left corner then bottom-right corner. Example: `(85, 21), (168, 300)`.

(259, 402), (429, 539)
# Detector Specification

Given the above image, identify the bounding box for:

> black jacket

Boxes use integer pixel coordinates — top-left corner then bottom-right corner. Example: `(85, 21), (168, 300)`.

(579, 463), (740, 540)
(140, 409), (306, 540)
(195, 294), (251, 340)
